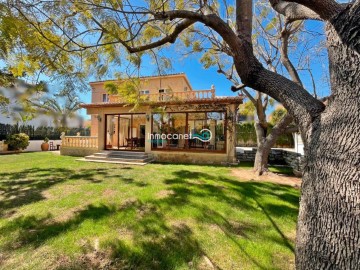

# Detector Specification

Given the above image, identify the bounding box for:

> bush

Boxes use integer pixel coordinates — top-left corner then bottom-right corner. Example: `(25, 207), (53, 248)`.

(236, 122), (294, 148)
(5, 133), (30, 150)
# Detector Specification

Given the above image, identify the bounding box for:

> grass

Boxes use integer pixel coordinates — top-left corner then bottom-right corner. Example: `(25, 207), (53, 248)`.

(0, 152), (299, 270)
(238, 161), (294, 175)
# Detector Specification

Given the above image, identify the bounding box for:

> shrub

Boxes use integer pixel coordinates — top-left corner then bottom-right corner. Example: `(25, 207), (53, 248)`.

(5, 133), (30, 150)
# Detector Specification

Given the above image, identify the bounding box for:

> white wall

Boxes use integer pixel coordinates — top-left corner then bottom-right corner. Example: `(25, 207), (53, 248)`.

(25, 140), (62, 152)
(293, 133), (304, 155)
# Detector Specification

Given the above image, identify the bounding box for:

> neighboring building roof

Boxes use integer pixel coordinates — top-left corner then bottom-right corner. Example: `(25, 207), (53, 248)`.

(80, 96), (244, 109)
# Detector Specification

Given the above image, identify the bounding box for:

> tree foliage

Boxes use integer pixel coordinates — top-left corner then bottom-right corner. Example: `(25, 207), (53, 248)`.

(1, 1), (360, 268)
(269, 106), (287, 125)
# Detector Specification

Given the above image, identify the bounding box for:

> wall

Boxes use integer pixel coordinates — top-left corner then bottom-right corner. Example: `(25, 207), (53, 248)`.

(151, 151), (235, 165)
(236, 148), (304, 173)
(60, 147), (98, 157)
(0, 140), (62, 152)
(25, 140), (63, 152)
(90, 74), (194, 104)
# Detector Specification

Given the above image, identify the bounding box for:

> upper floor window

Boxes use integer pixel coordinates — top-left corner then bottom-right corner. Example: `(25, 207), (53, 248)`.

(102, 94), (109, 102)
(140, 90), (150, 95)
(184, 87), (188, 92)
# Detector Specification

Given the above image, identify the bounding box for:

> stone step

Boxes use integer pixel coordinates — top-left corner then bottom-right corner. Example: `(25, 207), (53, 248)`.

(85, 155), (152, 163)
(94, 151), (149, 159)
(101, 150), (146, 155)
(77, 158), (149, 166)
(83, 154), (153, 165)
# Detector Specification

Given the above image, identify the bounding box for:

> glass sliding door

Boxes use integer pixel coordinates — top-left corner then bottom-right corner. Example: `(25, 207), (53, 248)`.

(119, 116), (130, 149)
(131, 114), (146, 151)
(151, 111), (226, 152)
(105, 113), (146, 151)
(105, 115), (117, 149)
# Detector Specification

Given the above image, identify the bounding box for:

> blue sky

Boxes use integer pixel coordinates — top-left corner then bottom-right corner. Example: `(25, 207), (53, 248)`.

(77, 20), (330, 121)
(1, 2), (333, 122)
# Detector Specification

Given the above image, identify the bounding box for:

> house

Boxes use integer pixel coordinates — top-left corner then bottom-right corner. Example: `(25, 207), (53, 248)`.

(60, 73), (243, 164)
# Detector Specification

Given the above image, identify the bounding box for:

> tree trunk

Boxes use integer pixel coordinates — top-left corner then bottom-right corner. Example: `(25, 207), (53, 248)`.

(253, 122), (270, 175)
(296, 22), (360, 269)
(254, 114), (294, 175)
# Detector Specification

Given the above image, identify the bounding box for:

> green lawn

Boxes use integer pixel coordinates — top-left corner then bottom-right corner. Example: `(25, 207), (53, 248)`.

(0, 152), (299, 270)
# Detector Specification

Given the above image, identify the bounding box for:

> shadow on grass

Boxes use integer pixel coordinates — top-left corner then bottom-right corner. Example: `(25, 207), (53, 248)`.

(0, 166), (138, 218)
(1, 204), (117, 251)
(0, 166), (298, 269)
(237, 161), (294, 176)
(0, 168), (72, 217)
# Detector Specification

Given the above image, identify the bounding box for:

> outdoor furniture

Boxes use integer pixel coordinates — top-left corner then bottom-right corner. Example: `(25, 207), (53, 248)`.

(125, 138), (132, 148)
(49, 141), (57, 151)
(125, 138), (139, 149)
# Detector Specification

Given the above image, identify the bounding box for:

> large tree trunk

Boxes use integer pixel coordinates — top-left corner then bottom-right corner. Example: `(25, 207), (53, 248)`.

(296, 22), (360, 269)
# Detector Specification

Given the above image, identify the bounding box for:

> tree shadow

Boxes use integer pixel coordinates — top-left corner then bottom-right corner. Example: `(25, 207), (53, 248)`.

(0, 166), (299, 269)
(1, 200), (207, 270)
(159, 169), (298, 264)
(119, 177), (148, 187)
(0, 166), (119, 217)
(0, 168), (72, 217)
(1, 204), (117, 250)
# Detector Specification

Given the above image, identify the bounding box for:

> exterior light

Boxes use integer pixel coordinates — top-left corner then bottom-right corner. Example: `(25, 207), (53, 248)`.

(146, 114), (150, 122)
(97, 115), (102, 122)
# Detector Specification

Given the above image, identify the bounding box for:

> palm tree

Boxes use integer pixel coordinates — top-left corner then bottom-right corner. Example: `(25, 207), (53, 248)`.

(30, 93), (82, 131)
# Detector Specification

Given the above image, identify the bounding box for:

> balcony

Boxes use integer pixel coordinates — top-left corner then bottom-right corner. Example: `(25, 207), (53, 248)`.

(109, 89), (215, 103)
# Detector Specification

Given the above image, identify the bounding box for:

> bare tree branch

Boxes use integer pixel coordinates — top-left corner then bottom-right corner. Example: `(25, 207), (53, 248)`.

(280, 23), (303, 86)
(127, 19), (196, 53)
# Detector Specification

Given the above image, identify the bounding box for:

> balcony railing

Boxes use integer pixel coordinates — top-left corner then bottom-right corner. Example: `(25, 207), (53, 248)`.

(109, 89), (215, 103)
(62, 136), (98, 148)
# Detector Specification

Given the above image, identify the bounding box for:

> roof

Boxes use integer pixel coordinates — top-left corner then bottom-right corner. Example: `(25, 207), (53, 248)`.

(81, 96), (244, 109)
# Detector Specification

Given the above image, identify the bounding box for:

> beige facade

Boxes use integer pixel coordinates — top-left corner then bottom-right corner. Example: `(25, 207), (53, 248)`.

(90, 73), (193, 104)
(89, 73), (211, 137)
(62, 73), (243, 164)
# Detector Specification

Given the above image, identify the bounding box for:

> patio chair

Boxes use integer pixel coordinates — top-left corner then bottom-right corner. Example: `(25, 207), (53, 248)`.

(125, 138), (132, 149)
(49, 141), (57, 151)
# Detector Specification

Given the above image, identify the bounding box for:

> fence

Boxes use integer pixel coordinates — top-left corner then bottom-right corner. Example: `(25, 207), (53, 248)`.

(0, 123), (90, 140)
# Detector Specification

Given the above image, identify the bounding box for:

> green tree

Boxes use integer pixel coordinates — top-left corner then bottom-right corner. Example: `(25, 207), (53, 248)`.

(269, 105), (288, 125)
(3, 0), (360, 268)
(30, 93), (82, 131)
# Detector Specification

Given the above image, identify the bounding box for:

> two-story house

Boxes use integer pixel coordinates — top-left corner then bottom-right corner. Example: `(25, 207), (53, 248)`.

(61, 73), (243, 164)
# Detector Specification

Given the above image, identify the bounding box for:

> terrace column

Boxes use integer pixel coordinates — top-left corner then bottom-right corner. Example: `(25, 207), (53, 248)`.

(97, 111), (105, 151)
(210, 119), (216, 147)
(145, 109), (152, 153)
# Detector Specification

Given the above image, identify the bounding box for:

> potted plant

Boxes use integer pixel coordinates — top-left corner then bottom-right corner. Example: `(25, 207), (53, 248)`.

(41, 137), (49, 151)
